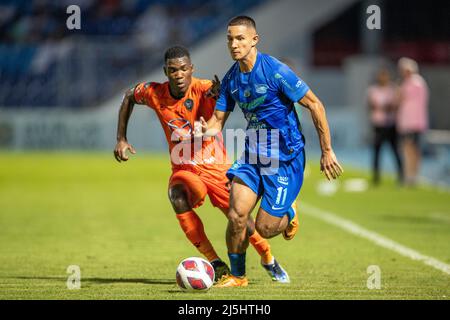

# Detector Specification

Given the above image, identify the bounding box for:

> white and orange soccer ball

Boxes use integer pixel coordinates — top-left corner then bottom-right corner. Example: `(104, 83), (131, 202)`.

(176, 257), (215, 292)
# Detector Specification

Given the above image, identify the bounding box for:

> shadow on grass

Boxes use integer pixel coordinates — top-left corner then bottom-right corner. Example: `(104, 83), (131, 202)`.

(12, 276), (174, 285)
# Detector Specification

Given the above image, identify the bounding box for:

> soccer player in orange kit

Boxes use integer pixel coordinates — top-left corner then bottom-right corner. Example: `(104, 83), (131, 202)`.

(114, 46), (290, 282)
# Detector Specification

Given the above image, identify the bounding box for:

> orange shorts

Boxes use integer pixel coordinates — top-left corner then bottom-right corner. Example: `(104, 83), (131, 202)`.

(169, 166), (230, 210)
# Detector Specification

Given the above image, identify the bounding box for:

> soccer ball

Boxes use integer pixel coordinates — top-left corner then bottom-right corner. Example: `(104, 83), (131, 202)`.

(176, 257), (215, 292)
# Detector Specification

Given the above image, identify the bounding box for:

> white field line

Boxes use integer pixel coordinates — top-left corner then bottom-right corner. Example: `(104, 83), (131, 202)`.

(301, 202), (450, 275)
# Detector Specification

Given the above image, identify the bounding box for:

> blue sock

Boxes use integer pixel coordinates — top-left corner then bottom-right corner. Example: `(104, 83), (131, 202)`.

(228, 253), (246, 277)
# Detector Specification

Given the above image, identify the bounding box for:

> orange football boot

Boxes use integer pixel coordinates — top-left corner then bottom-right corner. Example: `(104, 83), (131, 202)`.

(283, 200), (299, 240)
(214, 274), (248, 288)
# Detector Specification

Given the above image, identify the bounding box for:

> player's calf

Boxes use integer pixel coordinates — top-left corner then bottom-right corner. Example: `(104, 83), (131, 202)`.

(255, 223), (281, 239)
(255, 209), (289, 239)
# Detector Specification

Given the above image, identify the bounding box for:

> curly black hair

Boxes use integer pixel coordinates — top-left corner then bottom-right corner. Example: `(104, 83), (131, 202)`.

(164, 46), (191, 63)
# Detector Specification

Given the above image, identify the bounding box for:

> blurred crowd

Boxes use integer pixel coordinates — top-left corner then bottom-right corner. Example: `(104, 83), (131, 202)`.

(0, 0), (222, 43)
(0, 0), (263, 107)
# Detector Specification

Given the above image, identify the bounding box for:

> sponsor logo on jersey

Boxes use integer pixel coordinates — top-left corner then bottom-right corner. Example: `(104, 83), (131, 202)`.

(255, 84), (268, 94)
(231, 161), (241, 170)
(277, 176), (289, 185)
(238, 95), (266, 111)
(274, 73), (293, 90)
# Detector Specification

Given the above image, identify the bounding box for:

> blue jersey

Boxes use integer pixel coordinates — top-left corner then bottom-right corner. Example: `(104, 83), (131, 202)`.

(216, 52), (310, 162)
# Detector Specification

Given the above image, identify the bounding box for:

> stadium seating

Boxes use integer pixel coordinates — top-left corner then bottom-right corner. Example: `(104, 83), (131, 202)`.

(0, 0), (265, 108)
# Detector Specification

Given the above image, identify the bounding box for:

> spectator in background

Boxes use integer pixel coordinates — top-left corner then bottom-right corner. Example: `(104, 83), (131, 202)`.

(367, 67), (403, 185)
(396, 57), (429, 186)
(134, 4), (170, 52)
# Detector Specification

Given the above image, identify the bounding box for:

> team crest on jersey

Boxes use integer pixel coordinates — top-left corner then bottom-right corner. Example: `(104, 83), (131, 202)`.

(184, 98), (194, 110)
(244, 87), (251, 98)
(255, 84), (268, 94)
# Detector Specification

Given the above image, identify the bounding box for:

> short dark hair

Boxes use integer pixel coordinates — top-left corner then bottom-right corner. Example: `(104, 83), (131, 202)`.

(228, 15), (256, 30)
(164, 46), (190, 63)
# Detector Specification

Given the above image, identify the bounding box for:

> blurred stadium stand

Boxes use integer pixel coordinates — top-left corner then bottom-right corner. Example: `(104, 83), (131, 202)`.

(0, 0), (449, 185)
(313, 0), (450, 66)
(0, 0), (265, 108)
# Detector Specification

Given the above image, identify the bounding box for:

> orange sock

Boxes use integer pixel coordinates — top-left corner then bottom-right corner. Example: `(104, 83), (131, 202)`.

(176, 210), (219, 262)
(249, 231), (273, 265)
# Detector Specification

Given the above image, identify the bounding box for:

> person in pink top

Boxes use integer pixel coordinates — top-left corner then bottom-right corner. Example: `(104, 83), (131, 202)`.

(397, 57), (429, 186)
(367, 67), (403, 185)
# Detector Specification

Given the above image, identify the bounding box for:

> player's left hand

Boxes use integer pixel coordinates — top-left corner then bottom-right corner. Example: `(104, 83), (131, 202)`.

(199, 116), (208, 134)
(198, 116), (213, 136)
(205, 75), (220, 99)
(320, 150), (343, 180)
(193, 120), (203, 138)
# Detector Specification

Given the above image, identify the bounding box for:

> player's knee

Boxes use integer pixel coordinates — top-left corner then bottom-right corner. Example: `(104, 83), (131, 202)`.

(168, 186), (191, 213)
(229, 200), (249, 219)
(227, 209), (247, 233)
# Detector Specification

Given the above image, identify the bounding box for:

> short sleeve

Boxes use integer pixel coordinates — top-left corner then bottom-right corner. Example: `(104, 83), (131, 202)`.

(197, 79), (213, 92)
(215, 75), (235, 112)
(133, 82), (155, 107)
(274, 62), (309, 103)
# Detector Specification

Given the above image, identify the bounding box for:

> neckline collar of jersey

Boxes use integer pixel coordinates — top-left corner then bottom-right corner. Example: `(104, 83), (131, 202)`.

(165, 80), (194, 102)
(237, 51), (261, 84)
(168, 86), (187, 100)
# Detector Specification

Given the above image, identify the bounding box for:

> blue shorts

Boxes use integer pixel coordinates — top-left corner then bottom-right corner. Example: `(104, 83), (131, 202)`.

(226, 149), (305, 221)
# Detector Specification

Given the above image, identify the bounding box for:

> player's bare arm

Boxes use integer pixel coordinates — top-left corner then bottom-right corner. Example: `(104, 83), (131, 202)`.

(200, 109), (230, 137)
(114, 88), (137, 162)
(299, 89), (343, 180)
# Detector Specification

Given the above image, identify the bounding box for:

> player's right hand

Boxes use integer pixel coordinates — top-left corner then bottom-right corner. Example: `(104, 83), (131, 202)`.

(114, 140), (136, 162)
(199, 116), (220, 137)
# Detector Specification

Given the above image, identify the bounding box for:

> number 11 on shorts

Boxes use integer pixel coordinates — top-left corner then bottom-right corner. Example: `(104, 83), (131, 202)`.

(276, 187), (288, 206)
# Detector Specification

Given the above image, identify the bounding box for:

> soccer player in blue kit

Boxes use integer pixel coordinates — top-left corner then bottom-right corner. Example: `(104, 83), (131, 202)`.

(201, 16), (344, 287)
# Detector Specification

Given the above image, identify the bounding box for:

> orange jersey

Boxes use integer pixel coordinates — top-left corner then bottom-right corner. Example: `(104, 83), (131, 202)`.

(134, 77), (229, 173)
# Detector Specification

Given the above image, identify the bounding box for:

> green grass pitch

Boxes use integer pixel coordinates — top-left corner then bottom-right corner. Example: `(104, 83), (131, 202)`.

(0, 152), (449, 300)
